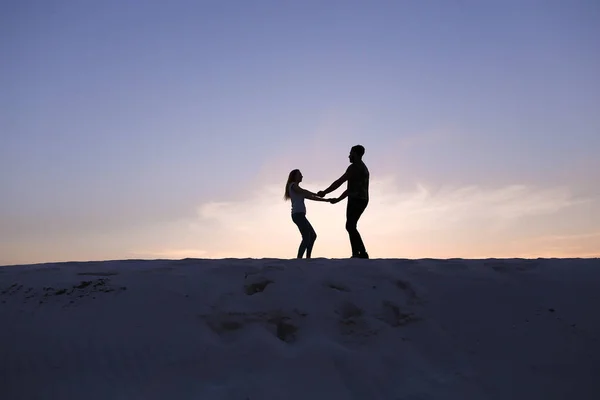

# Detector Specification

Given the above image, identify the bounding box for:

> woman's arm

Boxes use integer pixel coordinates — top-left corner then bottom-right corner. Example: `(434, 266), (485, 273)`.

(291, 183), (332, 202)
(307, 194), (332, 202)
(291, 183), (319, 198)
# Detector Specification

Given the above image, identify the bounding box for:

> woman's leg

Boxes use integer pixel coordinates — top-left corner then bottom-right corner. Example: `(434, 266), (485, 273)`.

(305, 218), (317, 258)
(292, 213), (311, 258)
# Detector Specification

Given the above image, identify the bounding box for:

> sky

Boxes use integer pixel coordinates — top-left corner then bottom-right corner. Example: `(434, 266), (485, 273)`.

(1, 0), (599, 265)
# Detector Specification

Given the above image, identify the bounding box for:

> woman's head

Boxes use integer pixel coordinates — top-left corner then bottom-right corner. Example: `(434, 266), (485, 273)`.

(284, 169), (302, 200)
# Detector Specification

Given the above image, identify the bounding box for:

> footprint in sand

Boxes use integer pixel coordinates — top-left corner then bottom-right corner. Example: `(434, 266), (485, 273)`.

(77, 271), (119, 277)
(244, 278), (273, 295)
(202, 310), (303, 343)
(396, 279), (423, 305)
(326, 282), (351, 292)
(377, 300), (420, 327)
(335, 301), (380, 342)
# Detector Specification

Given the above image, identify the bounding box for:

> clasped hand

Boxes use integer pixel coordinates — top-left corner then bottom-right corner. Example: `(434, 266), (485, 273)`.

(316, 190), (340, 204)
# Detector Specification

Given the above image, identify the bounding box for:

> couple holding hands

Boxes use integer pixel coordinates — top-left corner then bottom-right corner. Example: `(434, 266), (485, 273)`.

(284, 145), (370, 259)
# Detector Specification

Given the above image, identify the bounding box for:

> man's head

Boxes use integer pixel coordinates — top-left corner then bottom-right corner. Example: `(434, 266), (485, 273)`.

(349, 145), (365, 163)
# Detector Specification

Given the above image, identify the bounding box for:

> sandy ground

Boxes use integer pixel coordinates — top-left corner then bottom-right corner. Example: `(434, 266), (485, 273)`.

(1, 257), (599, 399)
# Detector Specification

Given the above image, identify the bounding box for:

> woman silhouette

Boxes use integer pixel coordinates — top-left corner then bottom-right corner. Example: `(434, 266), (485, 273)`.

(284, 169), (333, 258)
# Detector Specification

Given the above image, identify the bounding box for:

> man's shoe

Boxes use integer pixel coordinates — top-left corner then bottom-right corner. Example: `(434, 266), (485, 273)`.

(358, 252), (369, 259)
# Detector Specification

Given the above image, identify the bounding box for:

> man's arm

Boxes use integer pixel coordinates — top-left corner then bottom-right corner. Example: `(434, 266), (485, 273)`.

(331, 190), (348, 204)
(319, 167), (353, 196)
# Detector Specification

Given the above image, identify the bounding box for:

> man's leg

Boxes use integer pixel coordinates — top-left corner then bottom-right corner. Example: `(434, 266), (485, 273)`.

(346, 198), (368, 257)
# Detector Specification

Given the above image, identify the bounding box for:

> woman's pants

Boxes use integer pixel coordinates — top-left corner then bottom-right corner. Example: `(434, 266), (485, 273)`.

(292, 212), (317, 258)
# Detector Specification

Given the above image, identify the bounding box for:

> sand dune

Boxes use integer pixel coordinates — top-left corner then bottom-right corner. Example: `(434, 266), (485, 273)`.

(1, 258), (599, 399)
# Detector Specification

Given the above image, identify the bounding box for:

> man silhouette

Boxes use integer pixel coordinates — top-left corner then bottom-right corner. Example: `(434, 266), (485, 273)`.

(317, 145), (370, 259)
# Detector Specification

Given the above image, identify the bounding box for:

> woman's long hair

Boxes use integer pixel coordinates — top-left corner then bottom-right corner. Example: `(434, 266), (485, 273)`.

(284, 169), (300, 201)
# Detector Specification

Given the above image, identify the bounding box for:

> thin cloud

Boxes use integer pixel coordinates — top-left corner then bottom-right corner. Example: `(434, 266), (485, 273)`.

(521, 231), (600, 258)
(185, 177), (591, 259)
(363, 181), (585, 233)
(129, 249), (208, 259)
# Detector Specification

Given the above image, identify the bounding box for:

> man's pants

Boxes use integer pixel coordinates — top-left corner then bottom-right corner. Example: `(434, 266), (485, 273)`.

(346, 198), (368, 256)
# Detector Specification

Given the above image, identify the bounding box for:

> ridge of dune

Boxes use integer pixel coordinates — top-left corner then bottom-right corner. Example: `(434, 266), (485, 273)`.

(1, 258), (599, 399)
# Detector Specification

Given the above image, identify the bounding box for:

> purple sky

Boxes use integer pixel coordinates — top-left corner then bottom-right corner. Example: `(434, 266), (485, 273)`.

(1, 0), (599, 264)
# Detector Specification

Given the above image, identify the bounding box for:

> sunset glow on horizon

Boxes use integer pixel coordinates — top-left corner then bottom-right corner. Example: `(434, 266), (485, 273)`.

(2, 1), (599, 265)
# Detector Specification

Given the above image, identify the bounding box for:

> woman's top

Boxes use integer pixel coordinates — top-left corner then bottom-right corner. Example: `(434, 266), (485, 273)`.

(288, 182), (306, 214)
